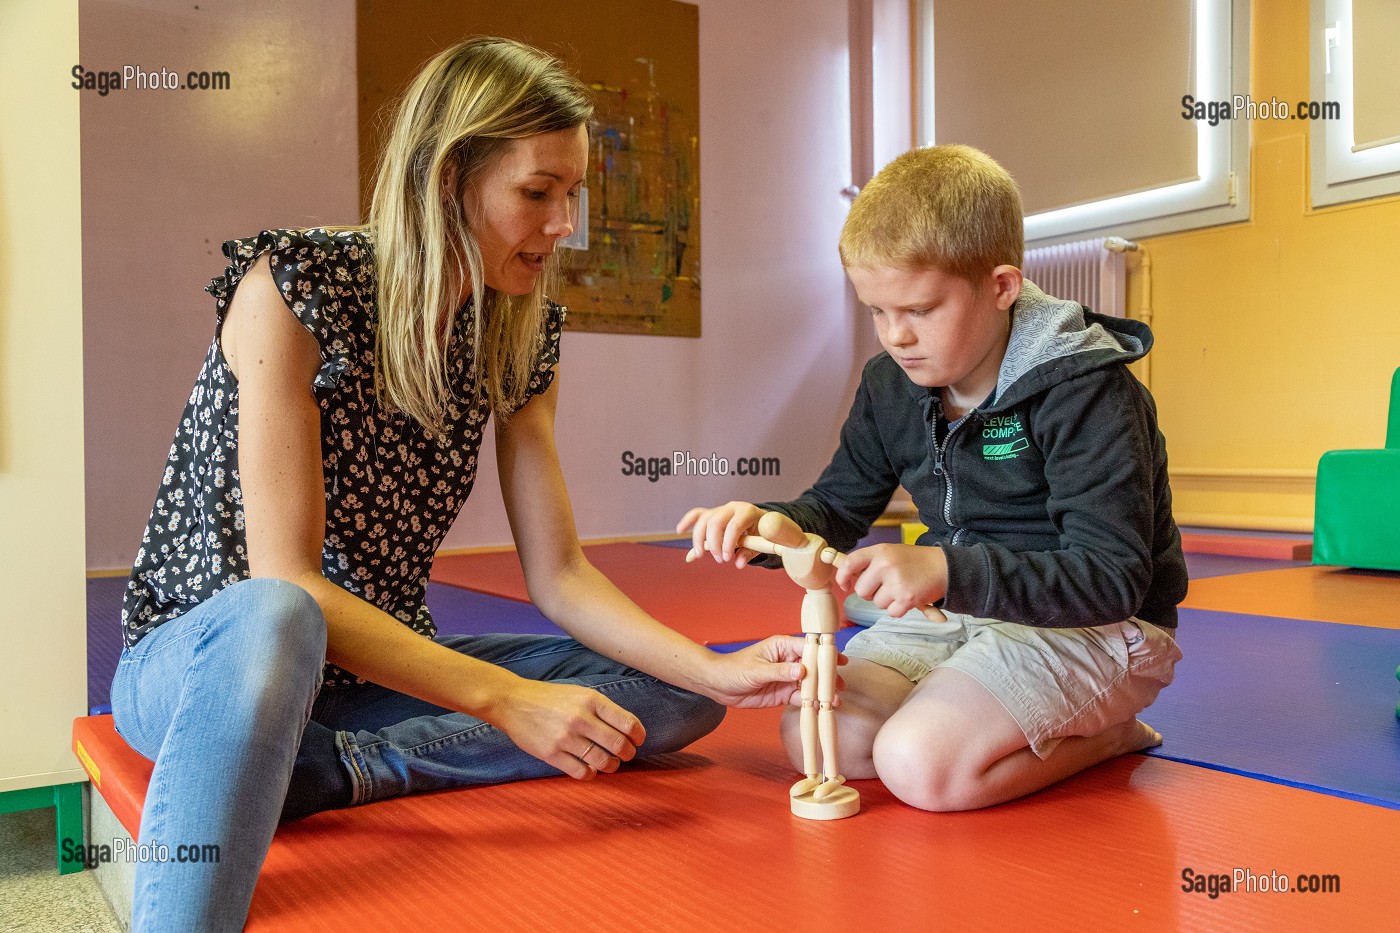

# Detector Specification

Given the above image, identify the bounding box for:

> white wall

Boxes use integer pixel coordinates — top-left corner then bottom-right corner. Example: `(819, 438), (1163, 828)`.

(1, 0), (88, 792)
(872, 0), (914, 174)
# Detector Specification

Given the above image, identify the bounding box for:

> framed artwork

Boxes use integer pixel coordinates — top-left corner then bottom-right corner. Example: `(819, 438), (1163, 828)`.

(359, 0), (702, 336)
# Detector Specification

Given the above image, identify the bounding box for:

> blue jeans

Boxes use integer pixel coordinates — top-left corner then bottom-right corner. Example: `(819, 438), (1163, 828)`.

(111, 578), (724, 933)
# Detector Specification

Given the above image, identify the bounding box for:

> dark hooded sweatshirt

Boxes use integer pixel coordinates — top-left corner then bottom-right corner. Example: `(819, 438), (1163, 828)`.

(759, 282), (1188, 631)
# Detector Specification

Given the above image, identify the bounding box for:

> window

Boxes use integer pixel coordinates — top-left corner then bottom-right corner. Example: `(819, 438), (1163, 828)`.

(914, 0), (1251, 244)
(1310, 0), (1400, 207)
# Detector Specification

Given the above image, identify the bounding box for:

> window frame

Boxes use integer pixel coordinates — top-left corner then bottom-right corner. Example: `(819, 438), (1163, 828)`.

(913, 0), (1251, 246)
(1309, 0), (1400, 208)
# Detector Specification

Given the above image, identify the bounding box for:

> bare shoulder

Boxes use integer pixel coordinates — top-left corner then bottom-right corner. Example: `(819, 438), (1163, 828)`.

(220, 252), (321, 387)
(223, 251), (329, 580)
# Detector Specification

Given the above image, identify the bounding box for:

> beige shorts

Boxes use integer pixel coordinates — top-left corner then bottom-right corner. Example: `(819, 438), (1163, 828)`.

(843, 610), (1181, 758)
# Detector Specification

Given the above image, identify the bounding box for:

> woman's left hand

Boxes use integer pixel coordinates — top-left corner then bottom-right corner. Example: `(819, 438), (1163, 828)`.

(695, 635), (843, 708)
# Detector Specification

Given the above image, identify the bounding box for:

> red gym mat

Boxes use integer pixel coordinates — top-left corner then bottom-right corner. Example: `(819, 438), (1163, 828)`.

(247, 706), (1397, 931)
(1183, 564), (1400, 630)
(431, 543), (818, 644)
(73, 710), (1399, 930)
(1180, 532), (1313, 561)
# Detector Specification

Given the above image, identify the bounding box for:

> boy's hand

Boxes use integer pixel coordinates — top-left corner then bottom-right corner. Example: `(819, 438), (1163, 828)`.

(676, 501), (765, 567)
(836, 543), (949, 618)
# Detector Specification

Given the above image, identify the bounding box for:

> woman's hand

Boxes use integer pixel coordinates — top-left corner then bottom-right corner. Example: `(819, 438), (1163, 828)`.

(690, 636), (847, 709)
(486, 678), (647, 780)
(676, 501), (766, 567)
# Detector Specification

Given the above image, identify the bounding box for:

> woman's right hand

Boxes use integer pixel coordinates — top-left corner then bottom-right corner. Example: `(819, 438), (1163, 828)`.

(487, 678), (647, 780)
(676, 501), (765, 567)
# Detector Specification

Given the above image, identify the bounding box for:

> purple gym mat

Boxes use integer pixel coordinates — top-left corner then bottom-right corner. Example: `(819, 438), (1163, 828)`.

(1184, 552), (1312, 579)
(1142, 607), (1400, 809)
(710, 626), (861, 655)
(87, 576), (127, 714)
(423, 581), (565, 637)
(713, 606), (1400, 810)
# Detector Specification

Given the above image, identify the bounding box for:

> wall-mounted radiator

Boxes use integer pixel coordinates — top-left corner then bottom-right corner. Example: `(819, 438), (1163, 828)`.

(1022, 236), (1137, 317)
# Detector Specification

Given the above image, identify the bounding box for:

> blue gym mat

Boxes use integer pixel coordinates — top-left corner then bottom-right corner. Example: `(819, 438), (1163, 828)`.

(1142, 607), (1400, 809)
(423, 581), (565, 636)
(649, 537), (698, 550)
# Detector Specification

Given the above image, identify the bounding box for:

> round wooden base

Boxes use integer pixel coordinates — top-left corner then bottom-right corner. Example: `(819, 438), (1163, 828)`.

(790, 785), (860, 820)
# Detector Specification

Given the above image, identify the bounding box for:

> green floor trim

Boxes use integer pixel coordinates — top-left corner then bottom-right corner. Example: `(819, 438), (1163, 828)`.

(0, 782), (86, 875)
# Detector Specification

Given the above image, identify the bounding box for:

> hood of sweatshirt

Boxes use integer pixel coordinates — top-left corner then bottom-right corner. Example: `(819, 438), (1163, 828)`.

(902, 280), (1153, 414)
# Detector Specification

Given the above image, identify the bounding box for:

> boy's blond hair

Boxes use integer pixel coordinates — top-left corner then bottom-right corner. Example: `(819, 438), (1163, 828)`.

(839, 144), (1024, 282)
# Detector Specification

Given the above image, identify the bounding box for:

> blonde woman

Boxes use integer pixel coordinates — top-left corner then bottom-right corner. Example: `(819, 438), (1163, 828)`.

(112, 37), (805, 931)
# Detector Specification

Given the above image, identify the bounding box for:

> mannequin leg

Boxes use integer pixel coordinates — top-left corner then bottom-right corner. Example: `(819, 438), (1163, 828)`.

(813, 633), (847, 799)
(790, 633), (822, 797)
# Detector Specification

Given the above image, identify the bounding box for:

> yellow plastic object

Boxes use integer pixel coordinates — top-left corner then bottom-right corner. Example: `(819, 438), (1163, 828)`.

(901, 522), (929, 545)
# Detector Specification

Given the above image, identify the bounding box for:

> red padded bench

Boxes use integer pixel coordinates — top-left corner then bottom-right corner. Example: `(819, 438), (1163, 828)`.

(72, 715), (150, 840)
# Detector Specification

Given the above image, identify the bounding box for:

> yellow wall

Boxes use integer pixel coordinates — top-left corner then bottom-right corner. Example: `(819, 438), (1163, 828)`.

(1130, 0), (1400, 532)
(0, 0), (88, 791)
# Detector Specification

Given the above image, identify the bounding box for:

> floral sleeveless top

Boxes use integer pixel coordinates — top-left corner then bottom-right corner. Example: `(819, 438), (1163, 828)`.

(121, 228), (564, 687)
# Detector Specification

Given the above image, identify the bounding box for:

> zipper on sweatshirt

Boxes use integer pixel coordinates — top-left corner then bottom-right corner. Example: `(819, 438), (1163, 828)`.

(929, 404), (971, 541)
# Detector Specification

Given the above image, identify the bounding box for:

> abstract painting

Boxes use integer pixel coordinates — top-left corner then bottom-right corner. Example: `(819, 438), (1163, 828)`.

(358, 0), (702, 335)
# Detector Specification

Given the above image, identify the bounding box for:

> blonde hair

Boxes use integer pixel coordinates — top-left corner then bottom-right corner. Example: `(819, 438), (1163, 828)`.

(839, 144), (1023, 282)
(368, 37), (592, 433)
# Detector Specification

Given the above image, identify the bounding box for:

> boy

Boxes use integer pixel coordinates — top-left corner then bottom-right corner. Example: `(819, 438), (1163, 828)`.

(678, 144), (1186, 812)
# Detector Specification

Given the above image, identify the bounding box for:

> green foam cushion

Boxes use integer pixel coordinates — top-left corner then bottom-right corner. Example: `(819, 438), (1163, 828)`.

(1313, 448), (1400, 571)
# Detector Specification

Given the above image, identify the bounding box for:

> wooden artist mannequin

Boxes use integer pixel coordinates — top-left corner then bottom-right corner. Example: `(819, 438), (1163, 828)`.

(690, 510), (861, 820)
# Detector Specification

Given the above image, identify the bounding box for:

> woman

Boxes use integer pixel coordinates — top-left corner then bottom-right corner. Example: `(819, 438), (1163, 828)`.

(112, 37), (804, 931)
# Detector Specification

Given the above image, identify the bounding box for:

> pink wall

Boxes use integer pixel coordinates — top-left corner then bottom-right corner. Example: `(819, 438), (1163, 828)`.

(81, 0), (360, 570)
(82, 0), (908, 568)
(451, 0), (875, 549)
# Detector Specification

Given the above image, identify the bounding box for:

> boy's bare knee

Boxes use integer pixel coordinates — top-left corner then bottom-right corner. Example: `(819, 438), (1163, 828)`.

(873, 737), (947, 811)
(780, 705), (879, 779)
(872, 720), (982, 812)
